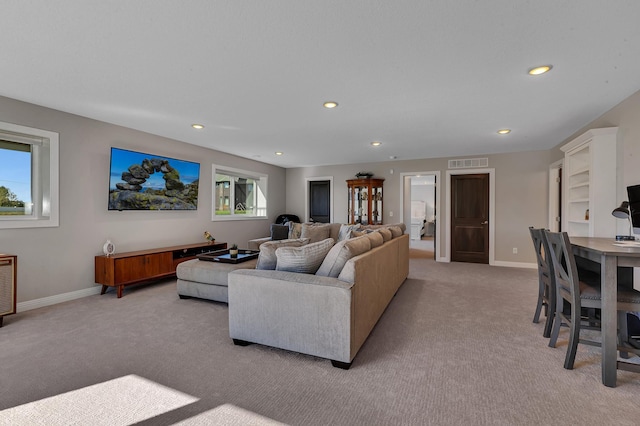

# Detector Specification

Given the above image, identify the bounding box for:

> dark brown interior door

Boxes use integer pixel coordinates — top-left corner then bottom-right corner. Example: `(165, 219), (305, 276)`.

(451, 174), (489, 264)
(309, 180), (330, 223)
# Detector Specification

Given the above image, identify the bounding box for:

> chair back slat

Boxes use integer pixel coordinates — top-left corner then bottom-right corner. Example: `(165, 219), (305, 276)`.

(544, 231), (581, 308)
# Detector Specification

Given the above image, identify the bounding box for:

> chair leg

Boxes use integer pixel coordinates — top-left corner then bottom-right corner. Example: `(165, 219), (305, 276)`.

(543, 308), (554, 339)
(564, 307), (580, 370)
(618, 311), (631, 359)
(533, 282), (544, 324)
(549, 298), (564, 348)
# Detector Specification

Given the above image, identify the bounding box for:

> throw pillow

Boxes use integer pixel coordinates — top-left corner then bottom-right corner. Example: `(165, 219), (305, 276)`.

(275, 238), (335, 274)
(270, 224), (289, 241)
(300, 223), (332, 243)
(337, 224), (361, 241)
(316, 235), (371, 278)
(256, 238), (310, 270)
(288, 221), (302, 239)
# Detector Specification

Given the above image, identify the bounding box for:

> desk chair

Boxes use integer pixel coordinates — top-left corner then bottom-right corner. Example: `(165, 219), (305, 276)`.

(545, 230), (640, 370)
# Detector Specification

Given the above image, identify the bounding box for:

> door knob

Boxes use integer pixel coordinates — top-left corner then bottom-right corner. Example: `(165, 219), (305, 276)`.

(481, 221), (488, 225)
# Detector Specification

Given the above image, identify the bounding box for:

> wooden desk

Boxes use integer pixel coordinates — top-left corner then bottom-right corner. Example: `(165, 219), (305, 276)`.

(570, 237), (640, 387)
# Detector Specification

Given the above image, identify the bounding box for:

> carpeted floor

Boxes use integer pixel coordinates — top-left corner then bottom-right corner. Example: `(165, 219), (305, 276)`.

(1, 257), (640, 425)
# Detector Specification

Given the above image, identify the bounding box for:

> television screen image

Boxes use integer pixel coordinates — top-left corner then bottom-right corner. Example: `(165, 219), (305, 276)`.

(108, 148), (200, 210)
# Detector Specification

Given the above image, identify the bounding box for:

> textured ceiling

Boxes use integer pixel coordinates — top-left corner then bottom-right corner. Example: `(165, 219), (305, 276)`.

(1, 1), (639, 168)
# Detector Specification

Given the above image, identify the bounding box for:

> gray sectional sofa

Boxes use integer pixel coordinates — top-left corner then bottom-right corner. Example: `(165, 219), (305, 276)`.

(228, 223), (409, 369)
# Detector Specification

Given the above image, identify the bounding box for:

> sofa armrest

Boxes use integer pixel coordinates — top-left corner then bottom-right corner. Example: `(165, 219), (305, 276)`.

(247, 236), (271, 250)
(228, 269), (354, 362)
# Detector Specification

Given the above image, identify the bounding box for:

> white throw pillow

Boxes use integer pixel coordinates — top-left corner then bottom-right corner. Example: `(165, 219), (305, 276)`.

(337, 224), (361, 241)
(316, 235), (371, 278)
(275, 238), (335, 274)
(256, 238), (310, 270)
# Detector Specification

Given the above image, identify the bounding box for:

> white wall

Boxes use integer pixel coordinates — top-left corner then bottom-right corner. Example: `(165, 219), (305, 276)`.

(0, 95), (286, 304)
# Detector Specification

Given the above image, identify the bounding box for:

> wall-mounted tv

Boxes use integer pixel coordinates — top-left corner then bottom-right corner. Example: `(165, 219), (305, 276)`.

(108, 147), (200, 210)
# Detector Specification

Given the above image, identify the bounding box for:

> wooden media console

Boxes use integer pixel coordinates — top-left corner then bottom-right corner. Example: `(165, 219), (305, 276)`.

(95, 242), (226, 298)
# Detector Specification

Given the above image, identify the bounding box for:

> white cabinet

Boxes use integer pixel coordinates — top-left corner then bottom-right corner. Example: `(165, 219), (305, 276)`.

(560, 127), (618, 237)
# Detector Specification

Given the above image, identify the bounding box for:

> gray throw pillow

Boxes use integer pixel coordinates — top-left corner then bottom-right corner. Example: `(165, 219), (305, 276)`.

(256, 238), (310, 270)
(316, 235), (371, 278)
(270, 224), (289, 241)
(275, 238), (335, 274)
(300, 223), (332, 243)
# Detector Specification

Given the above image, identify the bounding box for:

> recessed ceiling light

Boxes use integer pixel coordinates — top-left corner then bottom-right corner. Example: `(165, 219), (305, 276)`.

(528, 65), (553, 75)
(389, 156), (397, 159)
(323, 101), (338, 109)
(497, 129), (511, 134)
(371, 141), (382, 147)
(275, 152), (283, 156)
(191, 124), (204, 129)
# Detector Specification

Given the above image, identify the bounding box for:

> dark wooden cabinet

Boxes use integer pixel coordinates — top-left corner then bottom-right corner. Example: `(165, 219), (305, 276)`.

(347, 178), (384, 225)
(95, 242), (226, 298)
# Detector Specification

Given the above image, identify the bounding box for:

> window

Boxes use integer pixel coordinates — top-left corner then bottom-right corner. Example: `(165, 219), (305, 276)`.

(212, 165), (267, 220)
(0, 121), (59, 228)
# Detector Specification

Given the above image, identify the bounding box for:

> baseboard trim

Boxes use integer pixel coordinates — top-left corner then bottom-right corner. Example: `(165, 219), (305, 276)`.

(17, 286), (102, 313)
(492, 261), (537, 269)
(436, 257), (535, 269)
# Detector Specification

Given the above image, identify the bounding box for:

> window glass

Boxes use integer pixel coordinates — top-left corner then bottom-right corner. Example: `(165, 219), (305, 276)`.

(0, 140), (32, 216)
(0, 121), (59, 229)
(212, 165), (267, 220)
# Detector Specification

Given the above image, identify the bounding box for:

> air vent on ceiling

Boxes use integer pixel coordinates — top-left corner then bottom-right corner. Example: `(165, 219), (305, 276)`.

(448, 158), (489, 169)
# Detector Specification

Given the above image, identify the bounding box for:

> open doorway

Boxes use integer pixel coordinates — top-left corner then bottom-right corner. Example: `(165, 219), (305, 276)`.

(400, 171), (439, 260)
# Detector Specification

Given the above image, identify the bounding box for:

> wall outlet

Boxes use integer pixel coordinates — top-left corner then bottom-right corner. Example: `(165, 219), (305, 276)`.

(389, 211), (393, 217)
(512, 247), (518, 254)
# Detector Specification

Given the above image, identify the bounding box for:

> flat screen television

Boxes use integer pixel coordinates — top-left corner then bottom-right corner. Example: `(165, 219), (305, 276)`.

(108, 147), (200, 210)
(627, 184), (640, 236)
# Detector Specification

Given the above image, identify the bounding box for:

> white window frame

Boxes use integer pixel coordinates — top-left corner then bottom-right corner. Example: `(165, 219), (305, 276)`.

(211, 164), (268, 221)
(0, 121), (59, 229)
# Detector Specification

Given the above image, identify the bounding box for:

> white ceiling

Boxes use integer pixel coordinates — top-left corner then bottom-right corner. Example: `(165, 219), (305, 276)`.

(1, 1), (639, 168)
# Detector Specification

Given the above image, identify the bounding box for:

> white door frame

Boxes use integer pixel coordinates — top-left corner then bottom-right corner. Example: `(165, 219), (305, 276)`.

(548, 159), (563, 232)
(445, 168), (495, 264)
(399, 171), (441, 261)
(305, 176), (334, 223)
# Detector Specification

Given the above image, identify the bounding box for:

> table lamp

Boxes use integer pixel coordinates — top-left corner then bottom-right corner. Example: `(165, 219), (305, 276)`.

(612, 201), (635, 241)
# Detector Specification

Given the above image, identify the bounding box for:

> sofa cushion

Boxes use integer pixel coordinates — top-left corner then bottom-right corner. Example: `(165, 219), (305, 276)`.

(270, 224), (290, 241)
(275, 238), (335, 274)
(364, 231), (384, 248)
(316, 235), (371, 278)
(300, 223), (333, 243)
(288, 221), (303, 239)
(256, 238), (310, 270)
(388, 226), (403, 238)
(361, 223), (407, 233)
(377, 228), (392, 242)
(337, 224), (361, 242)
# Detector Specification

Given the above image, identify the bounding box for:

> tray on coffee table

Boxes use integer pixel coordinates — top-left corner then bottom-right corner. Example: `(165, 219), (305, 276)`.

(197, 248), (259, 263)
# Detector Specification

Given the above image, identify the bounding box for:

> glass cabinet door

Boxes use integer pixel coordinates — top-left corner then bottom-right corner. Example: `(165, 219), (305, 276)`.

(347, 178), (384, 225)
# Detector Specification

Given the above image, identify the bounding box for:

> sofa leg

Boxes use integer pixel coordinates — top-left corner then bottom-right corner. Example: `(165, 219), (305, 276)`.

(178, 294), (192, 299)
(331, 360), (352, 370)
(233, 339), (253, 347)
